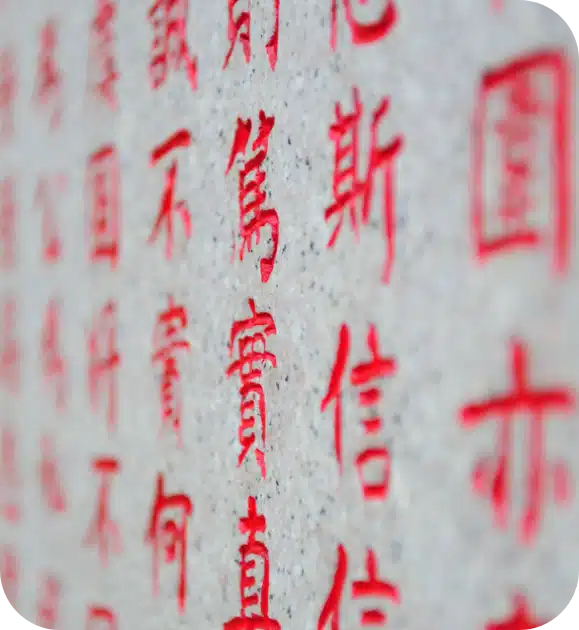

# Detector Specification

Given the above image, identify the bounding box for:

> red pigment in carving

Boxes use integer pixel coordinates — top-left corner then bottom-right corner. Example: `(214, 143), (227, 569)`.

(149, 0), (197, 91)
(35, 174), (67, 263)
(88, 301), (120, 432)
(326, 87), (403, 284)
(223, 496), (281, 630)
(0, 427), (19, 522)
(485, 594), (548, 630)
(226, 111), (279, 283)
(87, 145), (120, 267)
(0, 48), (16, 144)
(460, 338), (575, 545)
(226, 299), (277, 479)
(87, 605), (117, 630)
(318, 545), (400, 629)
(223, 0), (279, 70)
(41, 300), (67, 410)
(37, 574), (61, 629)
(146, 473), (192, 613)
(0, 176), (15, 270)
(84, 457), (122, 566)
(321, 324), (396, 501)
(149, 129), (192, 259)
(88, 0), (119, 110)
(330, 0), (397, 51)
(39, 435), (66, 514)
(472, 50), (572, 275)
(0, 546), (18, 606)
(34, 20), (63, 129)
(0, 297), (18, 395)
(152, 296), (191, 446)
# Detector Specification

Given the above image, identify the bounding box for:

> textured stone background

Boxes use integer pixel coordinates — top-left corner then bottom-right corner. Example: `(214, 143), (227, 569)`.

(0, 0), (578, 628)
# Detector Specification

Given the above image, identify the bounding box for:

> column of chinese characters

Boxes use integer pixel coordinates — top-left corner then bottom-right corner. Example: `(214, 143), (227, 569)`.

(466, 49), (574, 626)
(318, 324), (400, 629)
(223, 303), (281, 628)
(83, 9), (123, 625)
(143, 9), (196, 615)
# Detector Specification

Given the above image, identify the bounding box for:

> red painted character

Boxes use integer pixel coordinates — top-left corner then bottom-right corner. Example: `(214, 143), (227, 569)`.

(146, 473), (192, 613)
(226, 111), (279, 283)
(87, 605), (117, 630)
(226, 299), (277, 479)
(37, 574), (61, 629)
(148, 130), (192, 259)
(35, 174), (67, 263)
(39, 435), (66, 514)
(223, 0), (279, 70)
(41, 300), (67, 411)
(0, 297), (18, 395)
(84, 457), (122, 566)
(485, 594), (548, 630)
(87, 145), (120, 267)
(0, 427), (19, 522)
(223, 497), (281, 630)
(0, 176), (15, 270)
(330, 0), (397, 50)
(326, 87), (403, 284)
(149, 0), (197, 90)
(88, 301), (120, 431)
(322, 324), (396, 501)
(88, 0), (119, 109)
(0, 546), (18, 607)
(318, 545), (400, 629)
(35, 20), (63, 129)
(0, 48), (16, 144)
(152, 296), (191, 446)
(472, 50), (572, 275)
(460, 338), (575, 544)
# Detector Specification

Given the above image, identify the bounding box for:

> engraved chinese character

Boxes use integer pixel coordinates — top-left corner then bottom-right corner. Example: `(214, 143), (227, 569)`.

(485, 594), (547, 630)
(34, 20), (63, 129)
(325, 87), (403, 284)
(0, 546), (18, 607)
(460, 338), (575, 544)
(37, 574), (61, 629)
(0, 427), (19, 522)
(149, 0), (197, 90)
(39, 435), (66, 514)
(472, 50), (572, 274)
(87, 145), (120, 267)
(226, 111), (279, 283)
(223, 0), (279, 70)
(0, 176), (15, 270)
(0, 48), (16, 143)
(35, 174), (66, 263)
(41, 300), (67, 410)
(226, 299), (277, 479)
(146, 473), (192, 613)
(318, 545), (400, 629)
(0, 297), (18, 394)
(149, 130), (192, 258)
(87, 605), (117, 630)
(88, 301), (120, 431)
(88, 0), (119, 109)
(322, 324), (396, 500)
(152, 296), (190, 446)
(223, 497), (281, 630)
(84, 457), (122, 566)
(330, 0), (397, 50)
